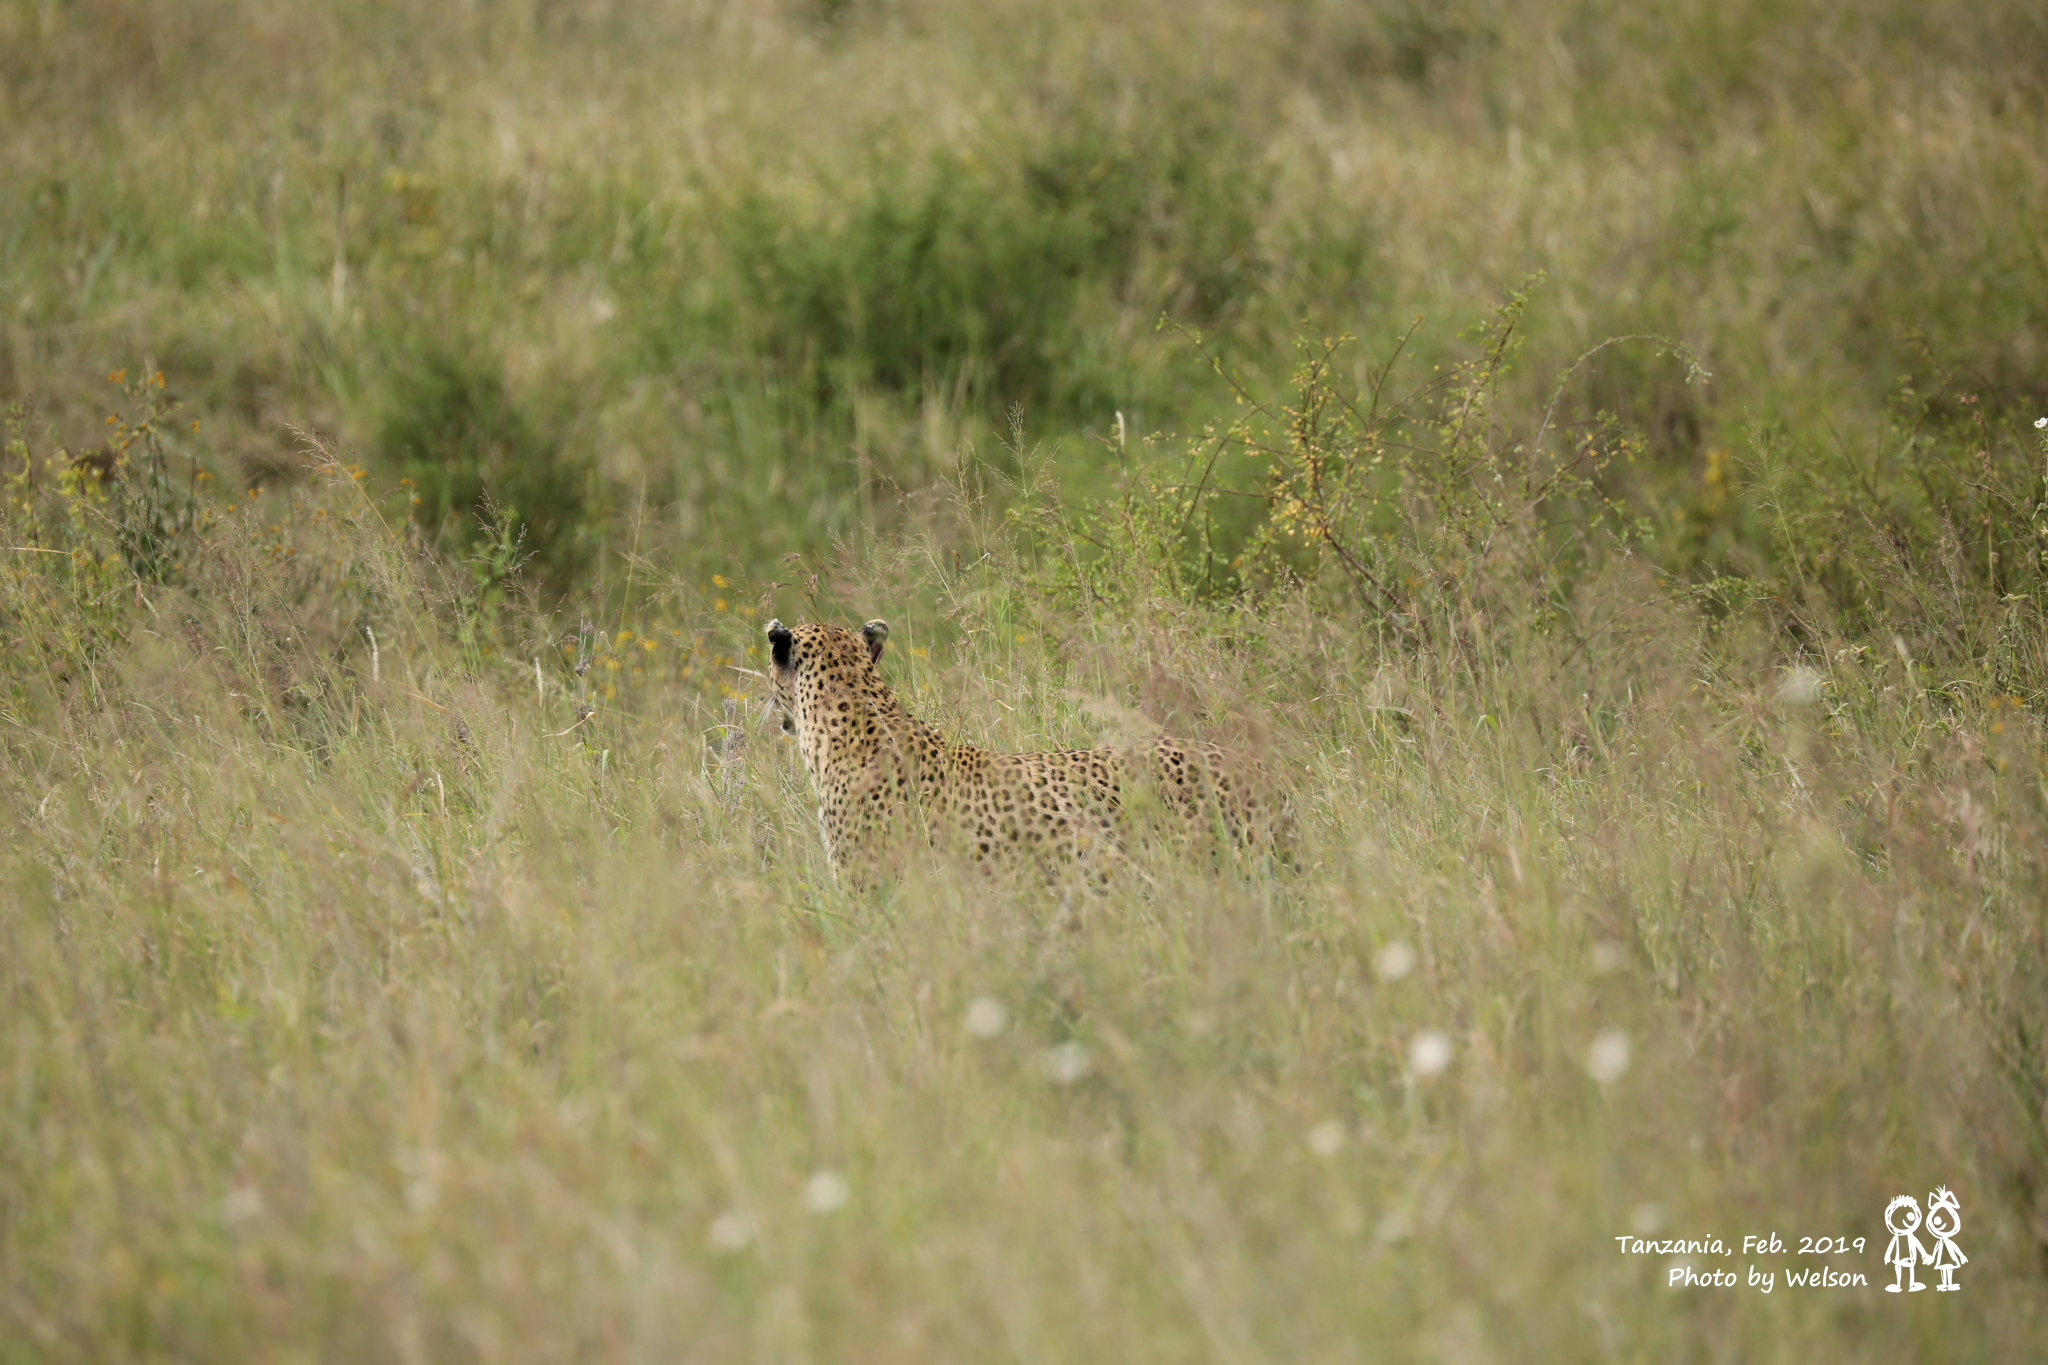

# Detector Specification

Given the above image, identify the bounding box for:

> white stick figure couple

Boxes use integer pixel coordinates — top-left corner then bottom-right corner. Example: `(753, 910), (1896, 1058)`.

(1884, 1187), (1966, 1292)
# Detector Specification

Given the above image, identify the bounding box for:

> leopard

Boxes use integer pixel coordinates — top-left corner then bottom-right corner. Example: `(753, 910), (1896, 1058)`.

(764, 616), (1289, 883)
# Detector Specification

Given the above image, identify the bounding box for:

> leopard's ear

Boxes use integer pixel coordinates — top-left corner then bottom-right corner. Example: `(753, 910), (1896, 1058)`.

(860, 619), (890, 665)
(767, 619), (793, 671)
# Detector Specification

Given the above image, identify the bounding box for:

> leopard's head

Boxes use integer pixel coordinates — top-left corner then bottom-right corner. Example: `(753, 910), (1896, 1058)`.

(765, 617), (892, 769)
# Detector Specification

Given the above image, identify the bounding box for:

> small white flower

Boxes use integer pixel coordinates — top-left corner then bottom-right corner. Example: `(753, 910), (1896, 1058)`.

(2035, 417), (2047, 429)
(1042, 1041), (1092, 1084)
(1375, 940), (1416, 983)
(1586, 1027), (1632, 1084)
(1407, 1030), (1453, 1078)
(964, 996), (1008, 1038)
(803, 1170), (850, 1214)
(1306, 1120), (1346, 1157)
(221, 1185), (263, 1226)
(1777, 665), (1823, 706)
(708, 1209), (757, 1251)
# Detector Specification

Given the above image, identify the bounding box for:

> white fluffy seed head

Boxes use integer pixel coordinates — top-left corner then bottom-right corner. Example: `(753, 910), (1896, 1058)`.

(1407, 1030), (1453, 1078)
(803, 1171), (850, 1214)
(1586, 1027), (1632, 1084)
(709, 1209), (756, 1250)
(1042, 1041), (1092, 1085)
(1777, 666), (1823, 706)
(964, 996), (1008, 1038)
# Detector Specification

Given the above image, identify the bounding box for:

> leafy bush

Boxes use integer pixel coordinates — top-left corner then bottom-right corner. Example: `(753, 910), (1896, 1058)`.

(1038, 284), (1702, 631)
(711, 71), (1271, 421)
(375, 343), (590, 582)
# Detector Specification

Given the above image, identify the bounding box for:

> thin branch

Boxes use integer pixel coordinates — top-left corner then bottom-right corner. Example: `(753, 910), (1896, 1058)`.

(1366, 316), (1423, 425)
(1533, 334), (1703, 462)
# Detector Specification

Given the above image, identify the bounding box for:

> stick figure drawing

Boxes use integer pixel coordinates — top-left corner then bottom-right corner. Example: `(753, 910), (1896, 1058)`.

(1883, 1195), (1928, 1293)
(1924, 1187), (1966, 1292)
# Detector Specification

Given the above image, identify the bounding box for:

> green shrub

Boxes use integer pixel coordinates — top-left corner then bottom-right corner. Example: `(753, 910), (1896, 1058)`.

(1039, 283), (1693, 626)
(375, 343), (590, 582)
(1051, 287), (2048, 706)
(710, 71), (1271, 423)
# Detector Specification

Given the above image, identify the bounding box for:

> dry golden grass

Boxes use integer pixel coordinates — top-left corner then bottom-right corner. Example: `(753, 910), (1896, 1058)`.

(3, 445), (2046, 1359)
(4, 2), (2048, 1359)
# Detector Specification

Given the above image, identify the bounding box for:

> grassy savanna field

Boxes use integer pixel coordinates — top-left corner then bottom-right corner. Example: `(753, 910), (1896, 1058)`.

(5, 0), (2048, 1359)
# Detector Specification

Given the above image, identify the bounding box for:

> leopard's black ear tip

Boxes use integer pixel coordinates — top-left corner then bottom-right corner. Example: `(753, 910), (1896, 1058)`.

(767, 619), (793, 669)
(860, 619), (890, 664)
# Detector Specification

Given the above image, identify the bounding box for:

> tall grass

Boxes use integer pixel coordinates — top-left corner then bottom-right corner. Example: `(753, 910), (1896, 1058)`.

(7, 0), (2045, 581)
(4, 0), (2048, 1358)
(5, 326), (2048, 1358)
